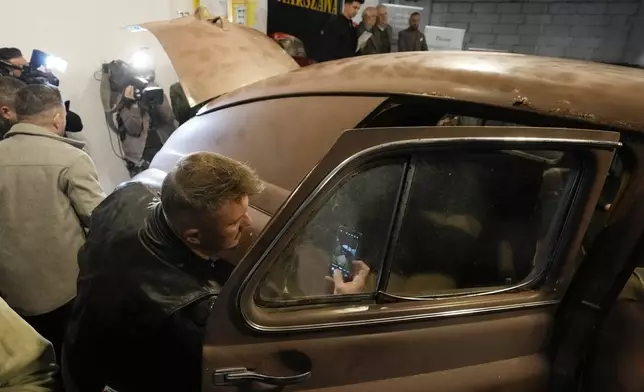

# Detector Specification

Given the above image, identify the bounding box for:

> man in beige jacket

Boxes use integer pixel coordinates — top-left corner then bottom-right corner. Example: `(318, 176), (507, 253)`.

(0, 84), (105, 361)
(0, 296), (57, 392)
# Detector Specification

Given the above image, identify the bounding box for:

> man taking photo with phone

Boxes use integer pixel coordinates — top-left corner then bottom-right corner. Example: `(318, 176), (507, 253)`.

(63, 152), (369, 392)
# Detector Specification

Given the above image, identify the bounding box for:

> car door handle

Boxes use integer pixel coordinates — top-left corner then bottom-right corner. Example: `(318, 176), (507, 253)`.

(213, 367), (312, 387)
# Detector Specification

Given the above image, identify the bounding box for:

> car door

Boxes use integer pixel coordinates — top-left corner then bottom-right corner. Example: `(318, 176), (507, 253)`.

(202, 126), (619, 392)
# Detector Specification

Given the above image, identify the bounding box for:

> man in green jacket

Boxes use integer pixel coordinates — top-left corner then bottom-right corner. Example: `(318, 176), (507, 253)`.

(0, 297), (57, 392)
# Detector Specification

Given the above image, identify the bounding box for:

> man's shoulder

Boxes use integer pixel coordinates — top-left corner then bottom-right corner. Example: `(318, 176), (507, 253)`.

(324, 15), (340, 27)
(326, 15), (349, 27)
(89, 182), (156, 241)
(94, 182), (155, 217)
(0, 133), (87, 167)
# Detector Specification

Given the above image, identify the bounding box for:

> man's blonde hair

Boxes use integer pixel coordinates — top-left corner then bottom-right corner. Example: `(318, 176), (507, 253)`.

(161, 152), (264, 226)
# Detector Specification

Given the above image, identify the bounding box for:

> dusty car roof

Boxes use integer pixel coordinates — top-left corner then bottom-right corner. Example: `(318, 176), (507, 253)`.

(201, 51), (644, 131)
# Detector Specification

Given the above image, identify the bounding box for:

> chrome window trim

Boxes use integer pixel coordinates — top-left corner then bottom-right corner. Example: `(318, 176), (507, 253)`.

(245, 299), (561, 333)
(239, 135), (619, 333)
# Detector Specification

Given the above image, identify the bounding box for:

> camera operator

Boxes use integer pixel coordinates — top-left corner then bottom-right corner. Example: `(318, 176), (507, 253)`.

(0, 76), (26, 138)
(1, 47), (82, 137)
(101, 60), (177, 176)
(0, 47), (28, 78)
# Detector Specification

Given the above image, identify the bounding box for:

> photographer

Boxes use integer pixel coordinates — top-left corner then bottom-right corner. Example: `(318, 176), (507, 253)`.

(1, 47), (83, 136)
(101, 60), (177, 176)
(0, 76), (26, 138)
(0, 47), (28, 78)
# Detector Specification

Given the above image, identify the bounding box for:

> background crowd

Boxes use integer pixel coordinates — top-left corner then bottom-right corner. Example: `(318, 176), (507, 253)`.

(317, 0), (428, 62)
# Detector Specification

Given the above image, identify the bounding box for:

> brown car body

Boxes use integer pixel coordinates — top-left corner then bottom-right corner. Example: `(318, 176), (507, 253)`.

(133, 16), (644, 392)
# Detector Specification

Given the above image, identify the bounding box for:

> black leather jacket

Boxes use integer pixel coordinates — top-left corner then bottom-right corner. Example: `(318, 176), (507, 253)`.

(62, 182), (233, 392)
(318, 15), (357, 62)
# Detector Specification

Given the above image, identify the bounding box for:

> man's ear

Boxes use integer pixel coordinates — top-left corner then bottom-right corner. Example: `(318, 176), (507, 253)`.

(0, 106), (11, 120)
(183, 228), (201, 246)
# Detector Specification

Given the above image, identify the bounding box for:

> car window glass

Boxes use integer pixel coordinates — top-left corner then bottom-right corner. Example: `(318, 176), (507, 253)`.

(387, 150), (579, 297)
(257, 162), (405, 304)
(437, 114), (519, 127)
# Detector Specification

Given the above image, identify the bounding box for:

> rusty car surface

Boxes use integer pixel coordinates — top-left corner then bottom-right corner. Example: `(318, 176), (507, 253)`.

(201, 51), (644, 130)
(133, 16), (644, 392)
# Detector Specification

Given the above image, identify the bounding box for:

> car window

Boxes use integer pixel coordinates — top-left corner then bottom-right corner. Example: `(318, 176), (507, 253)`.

(437, 114), (519, 127)
(256, 149), (579, 306)
(387, 151), (579, 297)
(257, 161), (405, 304)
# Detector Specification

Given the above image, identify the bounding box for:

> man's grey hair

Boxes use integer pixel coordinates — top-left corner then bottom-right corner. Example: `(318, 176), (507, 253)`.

(15, 84), (64, 121)
(0, 76), (26, 108)
(362, 6), (376, 19)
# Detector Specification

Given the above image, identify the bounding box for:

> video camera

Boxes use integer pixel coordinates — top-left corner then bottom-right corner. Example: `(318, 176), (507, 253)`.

(0, 49), (60, 86)
(103, 60), (164, 107)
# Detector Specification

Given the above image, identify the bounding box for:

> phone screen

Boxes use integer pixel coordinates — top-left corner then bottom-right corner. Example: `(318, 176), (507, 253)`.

(330, 226), (362, 280)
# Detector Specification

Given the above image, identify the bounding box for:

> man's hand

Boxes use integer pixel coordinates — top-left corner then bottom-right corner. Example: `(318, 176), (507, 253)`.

(325, 260), (371, 295)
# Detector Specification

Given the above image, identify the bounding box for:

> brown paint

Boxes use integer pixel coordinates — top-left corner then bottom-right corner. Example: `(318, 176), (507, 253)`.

(127, 29), (644, 390)
(198, 52), (644, 130)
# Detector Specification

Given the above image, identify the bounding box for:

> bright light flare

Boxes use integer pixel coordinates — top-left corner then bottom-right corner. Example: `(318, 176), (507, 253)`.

(130, 49), (154, 70)
(45, 55), (68, 73)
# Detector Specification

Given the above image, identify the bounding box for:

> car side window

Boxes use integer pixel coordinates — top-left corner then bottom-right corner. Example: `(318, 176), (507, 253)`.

(256, 149), (580, 305)
(387, 151), (579, 297)
(257, 162), (405, 304)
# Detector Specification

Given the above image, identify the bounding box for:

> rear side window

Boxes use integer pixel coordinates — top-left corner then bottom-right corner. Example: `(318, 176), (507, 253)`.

(387, 151), (578, 297)
(256, 149), (579, 305)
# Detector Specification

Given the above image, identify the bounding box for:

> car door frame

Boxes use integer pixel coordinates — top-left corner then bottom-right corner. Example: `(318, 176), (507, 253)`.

(202, 126), (620, 391)
(550, 138), (644, 390)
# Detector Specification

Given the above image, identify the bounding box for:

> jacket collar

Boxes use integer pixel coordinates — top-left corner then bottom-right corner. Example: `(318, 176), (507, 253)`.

(4, 123), (86, 149)
(140, 202), (232, 280)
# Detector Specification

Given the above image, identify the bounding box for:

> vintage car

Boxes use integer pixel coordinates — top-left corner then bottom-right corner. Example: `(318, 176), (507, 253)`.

(136, 16), (644, 392)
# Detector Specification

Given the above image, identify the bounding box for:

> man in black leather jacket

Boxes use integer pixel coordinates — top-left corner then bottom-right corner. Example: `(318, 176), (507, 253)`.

(62, 152), (265, 392)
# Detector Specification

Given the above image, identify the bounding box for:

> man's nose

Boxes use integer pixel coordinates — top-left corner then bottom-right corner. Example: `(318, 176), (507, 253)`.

(242, 213), (253, 227)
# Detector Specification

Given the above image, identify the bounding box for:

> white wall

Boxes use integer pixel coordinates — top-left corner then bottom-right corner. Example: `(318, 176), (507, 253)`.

(2, 0), (193, 191)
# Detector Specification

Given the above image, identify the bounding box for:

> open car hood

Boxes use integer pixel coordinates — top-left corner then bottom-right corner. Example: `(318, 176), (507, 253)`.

(141, 16), (299, 107)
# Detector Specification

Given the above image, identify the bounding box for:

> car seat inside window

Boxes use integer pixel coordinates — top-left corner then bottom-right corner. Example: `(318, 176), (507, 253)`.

(387, 150), (579, 297)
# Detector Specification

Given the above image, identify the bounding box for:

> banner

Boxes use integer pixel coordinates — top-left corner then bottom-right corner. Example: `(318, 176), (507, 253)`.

(267, 0), (341, 59)
(424, 25), (465, 51)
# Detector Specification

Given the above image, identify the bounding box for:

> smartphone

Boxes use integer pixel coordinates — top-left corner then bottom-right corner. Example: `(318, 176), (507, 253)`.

(329, 226), (362, 281)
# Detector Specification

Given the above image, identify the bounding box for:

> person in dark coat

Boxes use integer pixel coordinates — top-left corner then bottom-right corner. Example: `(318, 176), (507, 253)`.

(357, 7), (377, 55)
(64, 101), (84, 135)
(0, 76), (25, 138)
(317, 0), (364, 62)
(62, 152), (264, 392)
(398, 12), (428, 52)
